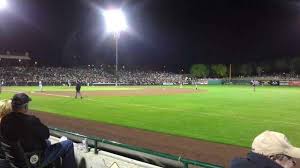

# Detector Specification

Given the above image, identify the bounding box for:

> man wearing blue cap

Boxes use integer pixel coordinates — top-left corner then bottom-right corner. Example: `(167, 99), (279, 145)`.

(0, 93), (77, 168)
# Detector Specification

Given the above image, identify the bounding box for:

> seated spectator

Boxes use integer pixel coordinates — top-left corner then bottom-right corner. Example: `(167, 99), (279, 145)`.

(0, 99), (12, 121)
(230, 130), (300, 168)
(0, 93), (77, 168)
(0, 100), (12, 168)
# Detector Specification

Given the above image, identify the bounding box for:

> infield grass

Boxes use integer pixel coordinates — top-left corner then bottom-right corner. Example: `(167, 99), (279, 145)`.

(1, 85), (300, 148)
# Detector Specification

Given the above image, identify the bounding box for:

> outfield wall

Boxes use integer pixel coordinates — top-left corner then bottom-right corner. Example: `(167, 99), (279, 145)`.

(194, 79), (300, 86)
(3, 79), (300, 86)
(228, 80), (300, 86)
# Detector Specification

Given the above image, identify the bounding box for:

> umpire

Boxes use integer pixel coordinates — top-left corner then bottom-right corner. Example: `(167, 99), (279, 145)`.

(75, 81), (83, 99)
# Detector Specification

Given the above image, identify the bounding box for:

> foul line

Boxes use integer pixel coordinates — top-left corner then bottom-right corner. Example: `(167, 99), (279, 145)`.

(3, 89), (22, 93)
(35, 92), (71, 98)
(5, 90), (72, 98)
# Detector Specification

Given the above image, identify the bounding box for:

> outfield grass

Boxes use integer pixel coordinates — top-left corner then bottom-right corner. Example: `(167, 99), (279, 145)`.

(1, 85), (300, 148)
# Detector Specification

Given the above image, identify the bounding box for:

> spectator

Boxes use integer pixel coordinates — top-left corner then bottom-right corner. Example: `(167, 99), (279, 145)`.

(0, 100), (12, 168)
(0, 93), (77, 168)
(0, 100), (12, 121)
(230, 130), (300, 168)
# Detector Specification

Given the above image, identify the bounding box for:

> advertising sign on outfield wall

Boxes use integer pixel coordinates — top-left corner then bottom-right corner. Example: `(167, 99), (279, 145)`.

(260, 81), (270, 86)
(162, 82), (174, 85)
(208, 79), (223, 85)
(269, 80), (280, 86)
(279, 81), (289, 86)
(193, 80), (208, 85)
(288, 81), (300, 86)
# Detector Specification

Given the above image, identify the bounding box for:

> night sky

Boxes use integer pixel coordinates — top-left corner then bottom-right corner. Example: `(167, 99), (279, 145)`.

(1, 0), (300, 67)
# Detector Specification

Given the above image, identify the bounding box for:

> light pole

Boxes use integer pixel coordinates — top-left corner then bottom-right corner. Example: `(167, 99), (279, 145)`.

(114, 32), (119, 86)
(103, 9), (127, 86)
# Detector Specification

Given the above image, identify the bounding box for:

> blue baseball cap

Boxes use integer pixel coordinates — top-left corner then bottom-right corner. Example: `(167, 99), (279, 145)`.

(11, 93), (32, 107)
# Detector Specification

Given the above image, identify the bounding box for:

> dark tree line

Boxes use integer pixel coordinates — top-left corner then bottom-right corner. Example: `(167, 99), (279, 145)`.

(190, 57), (300, 78)
(190, 64), (227, 78)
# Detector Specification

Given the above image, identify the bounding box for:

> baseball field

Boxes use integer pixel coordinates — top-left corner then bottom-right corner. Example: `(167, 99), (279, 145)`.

(1, 85), (300, 149)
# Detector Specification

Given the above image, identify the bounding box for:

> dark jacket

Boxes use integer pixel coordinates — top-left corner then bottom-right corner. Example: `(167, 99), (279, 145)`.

(0, 112), (50, 152)
(0, 132), (10, 168)
(230, 152), (283, 168)
(76, 83), (81, 92)
(0, 159), (10, 168)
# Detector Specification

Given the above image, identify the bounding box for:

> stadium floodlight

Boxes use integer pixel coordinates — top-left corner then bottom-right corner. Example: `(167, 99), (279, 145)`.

(103, 9), (128, 86)
(103, 9), (127, 34)
(0, 0), (7, 10)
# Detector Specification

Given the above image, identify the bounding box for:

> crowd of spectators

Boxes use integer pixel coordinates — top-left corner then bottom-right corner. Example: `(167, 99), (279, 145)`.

(1, 66), (300, 86)
(233, 73), (300, 81)
(117, 70), (183, 85)
(0, 66), (186, 86)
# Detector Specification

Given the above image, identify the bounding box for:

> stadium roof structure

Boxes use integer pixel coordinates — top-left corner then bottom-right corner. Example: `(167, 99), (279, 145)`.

(0, 54), (31, 60)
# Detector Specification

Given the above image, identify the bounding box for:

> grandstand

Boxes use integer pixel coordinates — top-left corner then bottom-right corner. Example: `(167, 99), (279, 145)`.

(1, 65), (300, 87)
(0, 66), (185, 86)
(0, 52), (31, 66)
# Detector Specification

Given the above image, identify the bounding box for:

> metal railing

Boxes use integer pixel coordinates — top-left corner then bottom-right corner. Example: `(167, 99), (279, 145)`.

(49, 127), (223, 168)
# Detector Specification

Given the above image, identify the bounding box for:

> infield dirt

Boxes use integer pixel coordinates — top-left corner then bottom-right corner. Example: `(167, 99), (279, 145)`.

(32, 87), (206, 97)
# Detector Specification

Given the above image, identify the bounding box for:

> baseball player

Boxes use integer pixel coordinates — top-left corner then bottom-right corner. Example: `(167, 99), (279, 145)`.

(68, 79), (71, 87)
(75, 81), (83, 99)
(39, 81), (43, 92)
(251, 80), (258, 92)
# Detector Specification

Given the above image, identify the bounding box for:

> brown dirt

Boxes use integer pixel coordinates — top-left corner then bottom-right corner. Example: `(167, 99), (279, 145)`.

(35, 112), (300, 168)
(32, 87), (206, 97)
(34, 111), (247, 168)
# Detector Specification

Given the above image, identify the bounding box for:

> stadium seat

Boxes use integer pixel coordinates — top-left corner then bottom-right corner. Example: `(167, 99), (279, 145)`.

(0, 138), (61, 168)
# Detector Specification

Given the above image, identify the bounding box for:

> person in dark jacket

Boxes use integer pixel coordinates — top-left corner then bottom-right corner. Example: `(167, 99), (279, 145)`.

(75, 81), (83, 99)
(230, 130), (299, 168)
(0, 93), (77, 168)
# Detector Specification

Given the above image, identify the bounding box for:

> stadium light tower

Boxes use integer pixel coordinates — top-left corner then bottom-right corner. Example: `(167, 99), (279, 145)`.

(103, 9), (127, 86)
(0, 0), (8, 10)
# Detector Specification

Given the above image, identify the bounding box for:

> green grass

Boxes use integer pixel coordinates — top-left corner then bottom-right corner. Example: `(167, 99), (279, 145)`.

(1, 85), (300, 148)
